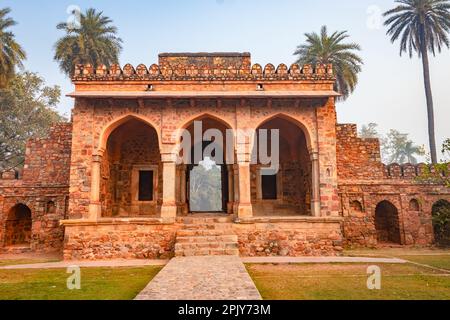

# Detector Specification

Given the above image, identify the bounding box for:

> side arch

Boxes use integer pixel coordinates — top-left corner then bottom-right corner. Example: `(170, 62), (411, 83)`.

(4, 203), (32, 246)
(375, 200), (401, 244)
(432, 199), (450, 245)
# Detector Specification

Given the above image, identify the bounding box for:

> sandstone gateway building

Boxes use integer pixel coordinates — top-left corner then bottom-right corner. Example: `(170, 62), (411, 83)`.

(0, 53), (449, 259)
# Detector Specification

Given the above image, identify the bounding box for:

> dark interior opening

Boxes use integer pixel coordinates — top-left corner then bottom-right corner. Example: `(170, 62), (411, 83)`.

(139, 170), (154, 201)
(262, 174), (277, 200)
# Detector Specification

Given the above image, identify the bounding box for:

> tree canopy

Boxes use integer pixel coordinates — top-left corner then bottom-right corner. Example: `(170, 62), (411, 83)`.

(384, 0), (450, 164)
(0, 72), (65, 172)
(294, 25), (363, 100)
(0, 7), (26, 88)
(54, 8), (122, 77)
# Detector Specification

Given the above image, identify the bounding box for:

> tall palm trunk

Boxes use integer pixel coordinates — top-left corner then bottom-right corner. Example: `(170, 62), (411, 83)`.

(420, 31), (438, 164)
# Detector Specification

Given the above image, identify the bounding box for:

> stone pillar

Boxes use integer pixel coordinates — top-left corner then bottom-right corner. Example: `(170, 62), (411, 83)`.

(180, 165), (188, 215)
(311, 151), (321, 217)
(227, 165), (234, 214)
(232, 164), (240, 214)
(237, 161), (253, 219)
(161, 153), (177, 222)
(88, 152), (103, 220)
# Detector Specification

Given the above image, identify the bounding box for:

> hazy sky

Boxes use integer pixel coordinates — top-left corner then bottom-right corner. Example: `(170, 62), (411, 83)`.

(3, 0), (450, 158)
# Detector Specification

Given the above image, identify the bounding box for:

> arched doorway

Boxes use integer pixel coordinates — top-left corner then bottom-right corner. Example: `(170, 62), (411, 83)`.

(375, 201), (401, 244)
(4, 204), (32, 247)
(251, 116), (312, 216)
(432, 200), (450, 245)
(102, 118), (161, 217)
(178, 115), (235, 214)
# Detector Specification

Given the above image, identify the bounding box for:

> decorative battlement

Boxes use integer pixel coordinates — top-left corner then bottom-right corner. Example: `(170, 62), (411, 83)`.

(72, 52), (334, 82)
(384, 163), (450, 180)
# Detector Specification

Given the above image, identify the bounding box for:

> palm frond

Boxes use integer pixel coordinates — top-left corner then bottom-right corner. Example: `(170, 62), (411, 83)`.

(53, 8), (122, 77)
(293, 25), (363, 100)
(0, 7), (26, 88)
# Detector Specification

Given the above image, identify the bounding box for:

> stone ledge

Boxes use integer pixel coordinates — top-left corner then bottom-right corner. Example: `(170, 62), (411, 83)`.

(60, 217), (172, 226)
(339, 179), (450, 188)
(236, 216), (343, 224)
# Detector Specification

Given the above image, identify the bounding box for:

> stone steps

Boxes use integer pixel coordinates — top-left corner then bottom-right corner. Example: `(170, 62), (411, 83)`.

(175, 242), (239, 251)
(177, 216), (234, 224)
(177, 235), (238, 244)
(177, 229), (231, 237)
(180, 224), (234, 231)
(175, 218), (239, 257)
(176, 248), (240, 257)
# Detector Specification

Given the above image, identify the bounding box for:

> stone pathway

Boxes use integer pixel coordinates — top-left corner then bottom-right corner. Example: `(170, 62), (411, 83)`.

(135, 256), (262, 300)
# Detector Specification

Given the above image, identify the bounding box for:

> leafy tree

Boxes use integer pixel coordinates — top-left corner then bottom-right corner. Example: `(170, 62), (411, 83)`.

(294, 25), (363, 100)
(359, 123), (380, 139)
(189, 162), (223, 212)
(0, 72), (64, 172)
(383, 130), (425, 164)
(54, 8), (122, 77)
(442, 138), (450, 158)
(0, 7), (26, 88)
(384, 0), (450, 164)
(417, 139), (450, 187)
(432, 200), (450, 246)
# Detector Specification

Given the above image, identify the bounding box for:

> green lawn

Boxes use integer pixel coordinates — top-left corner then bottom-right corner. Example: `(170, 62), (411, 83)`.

(0, 266), (162, 300)
(397, 255), (450, 270)
(344, 248), (450, 271)
(247, 263), (450, 300)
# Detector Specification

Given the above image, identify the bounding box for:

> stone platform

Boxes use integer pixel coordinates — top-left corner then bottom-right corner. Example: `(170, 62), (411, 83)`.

(135, 256), (262, 300)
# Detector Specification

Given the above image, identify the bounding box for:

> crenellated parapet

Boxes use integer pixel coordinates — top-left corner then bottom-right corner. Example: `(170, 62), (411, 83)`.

(384, 162), (450, 180)
(72, 53), (334, 82)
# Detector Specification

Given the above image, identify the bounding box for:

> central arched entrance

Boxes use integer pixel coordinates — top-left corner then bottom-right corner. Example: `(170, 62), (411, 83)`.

(178, 115), (235, 215)
(188, 142), (228, 213)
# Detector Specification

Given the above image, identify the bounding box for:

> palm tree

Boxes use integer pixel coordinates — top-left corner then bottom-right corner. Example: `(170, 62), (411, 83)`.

(54, 8), (122, 77)
(384, 130), (425, 164)
(384, 0), (450, 164)
(294, 25), (363, 100)
(0, 7), (26, 88)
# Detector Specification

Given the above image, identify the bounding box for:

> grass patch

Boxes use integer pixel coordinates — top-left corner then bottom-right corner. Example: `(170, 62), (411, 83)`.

(0, 266), (162, 300)
(247, 263), (450, 300)
(398, 255), (450, 271)
(343, 248), (450, 271)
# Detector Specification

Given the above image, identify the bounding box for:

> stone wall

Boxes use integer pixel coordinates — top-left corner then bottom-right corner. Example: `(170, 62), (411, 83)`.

(233, 220), (343, 256)
(63, 222), (179, 260)
(158, 52), (252, 72)
(339, 182), (450, 247)
(22, 123), (73, 185)
(0, 123), (72, 253)
(336, 124), (385, 180)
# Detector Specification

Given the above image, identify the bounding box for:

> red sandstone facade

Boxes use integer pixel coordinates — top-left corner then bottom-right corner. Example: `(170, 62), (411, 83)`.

(0, 53), (448, 259)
